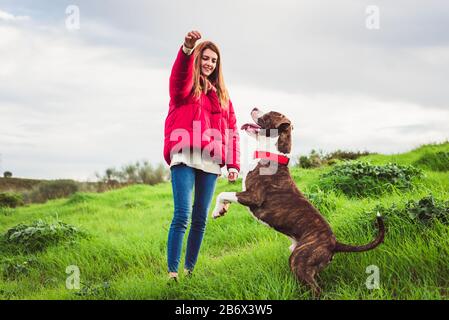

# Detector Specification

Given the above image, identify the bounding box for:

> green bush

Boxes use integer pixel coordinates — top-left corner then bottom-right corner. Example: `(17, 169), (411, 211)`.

(2, 219), (86, 253)
(297, 150), (323, 169)
(1, 257), (38, 280)
(414, 152), (449, 172)
(369, 195), (449, 226)
(138, 162), (168, 185)
(24, 180), (79, 204)
(96, 161), (168, 185)
(318, 161), (423, 197)
(0, 192), (24, 208)
(324, 150), (374, 162)
(74, 281), (112, 298)
(405, 195), (449, 225)
(3, 171), (12, 178)
(296, 149), (375, 169)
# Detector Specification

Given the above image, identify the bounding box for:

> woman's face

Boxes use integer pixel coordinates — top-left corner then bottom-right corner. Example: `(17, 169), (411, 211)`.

(201, 48), (218, 77)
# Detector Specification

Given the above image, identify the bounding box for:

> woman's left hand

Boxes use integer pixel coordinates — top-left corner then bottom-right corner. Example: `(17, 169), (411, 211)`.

(228, 172), (238, 183)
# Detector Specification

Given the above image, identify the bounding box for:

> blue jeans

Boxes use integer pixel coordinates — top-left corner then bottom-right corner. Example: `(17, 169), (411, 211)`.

(167, 164), (219, 273)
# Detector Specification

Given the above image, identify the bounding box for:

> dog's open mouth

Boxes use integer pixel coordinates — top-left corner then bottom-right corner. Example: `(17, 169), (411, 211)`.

(241, 123), (261, 134)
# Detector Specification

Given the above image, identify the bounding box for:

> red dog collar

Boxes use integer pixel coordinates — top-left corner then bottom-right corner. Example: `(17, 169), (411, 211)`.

(254, 151), (290, 165)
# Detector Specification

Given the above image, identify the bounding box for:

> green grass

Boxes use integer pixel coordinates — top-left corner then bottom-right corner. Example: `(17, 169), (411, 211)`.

(0, 142), (448, 300)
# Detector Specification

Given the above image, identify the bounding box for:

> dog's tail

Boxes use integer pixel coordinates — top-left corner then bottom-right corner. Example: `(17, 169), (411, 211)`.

(334, 213), (385, 253)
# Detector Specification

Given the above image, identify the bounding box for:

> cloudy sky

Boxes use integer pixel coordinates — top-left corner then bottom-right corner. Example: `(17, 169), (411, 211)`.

(0, 0), (448, 180)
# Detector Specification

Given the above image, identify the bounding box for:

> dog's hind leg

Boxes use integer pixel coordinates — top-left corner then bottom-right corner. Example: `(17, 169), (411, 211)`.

(289, 245), (331, 299)
(290, 263), (321, 298)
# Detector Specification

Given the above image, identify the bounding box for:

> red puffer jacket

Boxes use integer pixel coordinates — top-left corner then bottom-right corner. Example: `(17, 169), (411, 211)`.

(163, 46), (240, 172)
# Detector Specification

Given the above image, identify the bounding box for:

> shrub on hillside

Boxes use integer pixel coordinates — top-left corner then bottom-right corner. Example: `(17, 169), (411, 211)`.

(23, 180), (79, 204)
(3, 171), (13, 178)
(318, 161), (423, 197)
(296, 149), (375, 169)
(324, 150), (374, 162)
(0, 192), (24, 208)
(96, 161), (168, 185)
(77, 182), (102, 193)
(369, 195), (449, 226)
(74, 281), (112, 298)
(2, 219), (85, 253)
(297, 150), (324, 169)
(405, 195), (449, 225)
(138, 162), (168, 185)
(1, 257), (38, 280)
(414, 152), (449, 172)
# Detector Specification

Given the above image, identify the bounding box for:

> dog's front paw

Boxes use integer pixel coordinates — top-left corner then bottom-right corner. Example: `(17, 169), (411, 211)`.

(212, 209), (222, 219)
(212, 202), (230, 219)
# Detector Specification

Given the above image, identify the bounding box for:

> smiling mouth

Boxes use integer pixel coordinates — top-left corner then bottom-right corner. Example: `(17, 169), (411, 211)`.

(241, 122), (261, 133)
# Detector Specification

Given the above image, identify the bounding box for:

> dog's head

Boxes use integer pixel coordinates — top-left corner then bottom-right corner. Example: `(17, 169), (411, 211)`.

(241, 108), (293, 154)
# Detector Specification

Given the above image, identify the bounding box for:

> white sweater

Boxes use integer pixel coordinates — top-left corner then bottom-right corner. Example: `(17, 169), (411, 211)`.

(170, 148), (222, 175)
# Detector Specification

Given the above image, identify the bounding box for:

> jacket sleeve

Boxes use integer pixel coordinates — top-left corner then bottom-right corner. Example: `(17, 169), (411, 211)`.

(226, 100), (241, 172)
(169, 45), (195, 103)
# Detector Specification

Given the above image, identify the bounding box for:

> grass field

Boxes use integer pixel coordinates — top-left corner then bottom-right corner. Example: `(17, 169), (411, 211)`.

(0, 142), (448, 300)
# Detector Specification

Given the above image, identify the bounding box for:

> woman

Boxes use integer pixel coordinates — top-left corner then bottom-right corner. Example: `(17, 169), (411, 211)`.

(163, 30), (240, 281)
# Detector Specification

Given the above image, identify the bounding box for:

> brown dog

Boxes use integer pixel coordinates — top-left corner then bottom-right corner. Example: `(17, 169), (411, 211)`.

(211, 108), (385, 297)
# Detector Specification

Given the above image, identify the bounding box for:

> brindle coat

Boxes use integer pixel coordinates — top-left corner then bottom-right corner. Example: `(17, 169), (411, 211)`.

(213, 109), (385, 298)
(238, 161), (337, 297)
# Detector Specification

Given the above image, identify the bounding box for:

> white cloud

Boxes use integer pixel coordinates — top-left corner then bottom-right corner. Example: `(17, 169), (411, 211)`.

(0, 22), (168, 180)
(0, 2), (448, 180)
(0, 9), (30, 22)
(231, 85), (449, 167)
(59, 0), (449, 109)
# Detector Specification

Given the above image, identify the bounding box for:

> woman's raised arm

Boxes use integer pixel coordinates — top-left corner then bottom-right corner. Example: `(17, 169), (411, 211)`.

(169, 30), (202, 102)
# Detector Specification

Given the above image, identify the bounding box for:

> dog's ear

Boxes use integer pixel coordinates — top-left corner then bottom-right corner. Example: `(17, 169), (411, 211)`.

(273, 115), (291, 131)
(276, 123), (292, 154)
(277, 122), (291, 132)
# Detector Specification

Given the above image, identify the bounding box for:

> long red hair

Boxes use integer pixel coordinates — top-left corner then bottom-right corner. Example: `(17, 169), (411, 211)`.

(191, 41), (229, 109)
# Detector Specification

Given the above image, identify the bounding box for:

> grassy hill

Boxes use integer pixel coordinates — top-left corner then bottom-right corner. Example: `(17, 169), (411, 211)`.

(0, 142), (448, 300)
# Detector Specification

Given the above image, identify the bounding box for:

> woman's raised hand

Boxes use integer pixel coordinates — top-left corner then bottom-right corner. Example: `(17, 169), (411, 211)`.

(184, 30), (202, 49)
